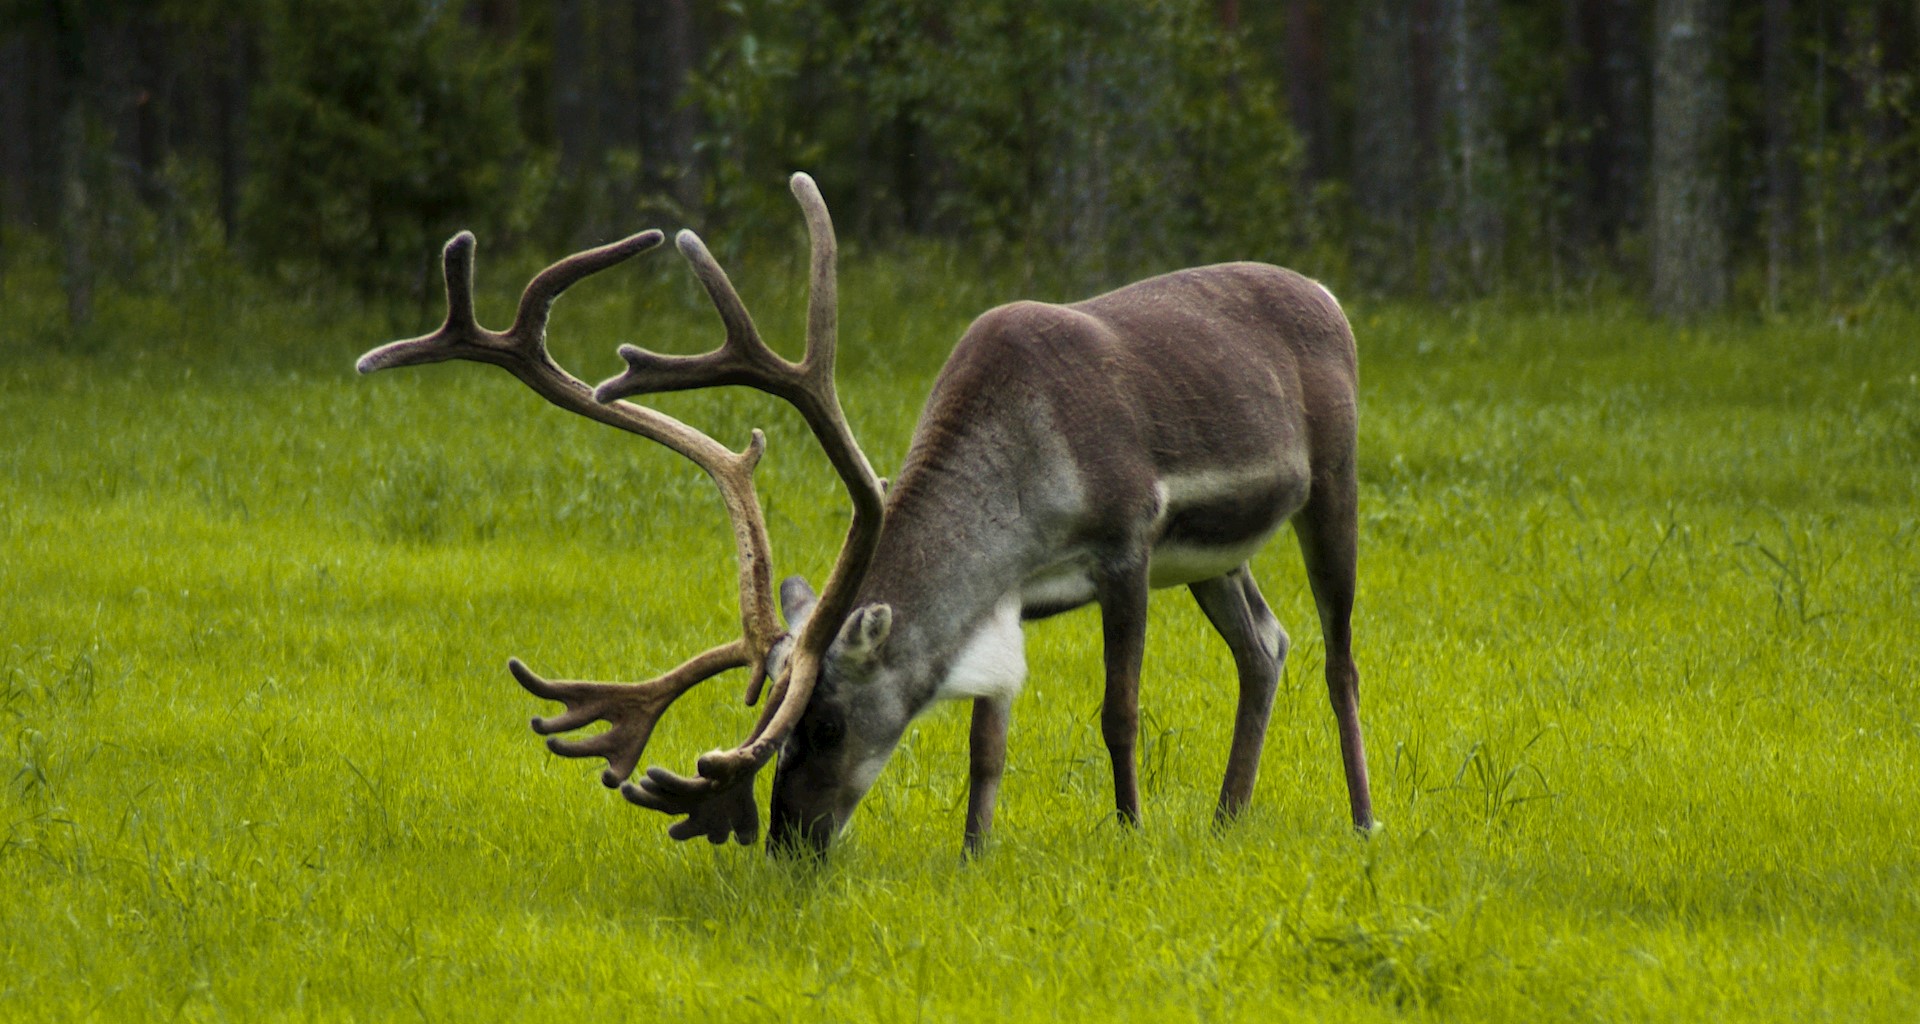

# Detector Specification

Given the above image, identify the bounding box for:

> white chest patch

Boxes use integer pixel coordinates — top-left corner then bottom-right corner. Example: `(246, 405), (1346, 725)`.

(935, 595), (1028, 702)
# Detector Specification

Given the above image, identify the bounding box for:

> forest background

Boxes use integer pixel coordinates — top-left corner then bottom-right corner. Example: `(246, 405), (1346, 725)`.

(3, 0), (1918, 323)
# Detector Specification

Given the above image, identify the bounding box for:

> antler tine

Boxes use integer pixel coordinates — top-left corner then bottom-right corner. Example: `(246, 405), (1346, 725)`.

(591, 230), (798, 401)
(509, 232), (668, 345)
(357, 229), (662, 375)
(355, 232), (483, 374)
(593, 174), (869, 431)
(727, 173), (884, 757)
(791, 172), (839, 382)
(356, 228), (790, 793)
(612, 172), (887, 844)
(509, 647), (746, 788)
(443, 231), (482, 334)
(598, 174), (881, 504)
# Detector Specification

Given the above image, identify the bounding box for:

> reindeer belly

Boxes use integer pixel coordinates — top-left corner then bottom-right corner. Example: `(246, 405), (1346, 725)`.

(1146, 465), (1308, 588)
(1147, 536), (1272, 587)
(1015, 464), (1308, 615)
(1019, 562), (1100, 619)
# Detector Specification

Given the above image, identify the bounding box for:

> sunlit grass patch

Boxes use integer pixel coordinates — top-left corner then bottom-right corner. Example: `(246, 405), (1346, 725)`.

(3, 263), (1916, 1020)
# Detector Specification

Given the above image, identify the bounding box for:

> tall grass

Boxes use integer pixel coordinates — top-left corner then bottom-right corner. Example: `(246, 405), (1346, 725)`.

(2, 250), (1916, 1020)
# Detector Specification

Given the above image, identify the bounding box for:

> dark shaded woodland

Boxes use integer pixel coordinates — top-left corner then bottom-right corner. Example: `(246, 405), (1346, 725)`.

(3, 0), (1917, 325)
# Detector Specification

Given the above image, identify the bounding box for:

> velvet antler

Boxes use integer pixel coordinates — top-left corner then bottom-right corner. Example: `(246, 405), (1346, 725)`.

(357, 229), (785, 798)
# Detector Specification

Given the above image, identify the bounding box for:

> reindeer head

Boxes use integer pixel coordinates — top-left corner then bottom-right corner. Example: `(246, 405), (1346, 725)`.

(764, 577), (906, 853)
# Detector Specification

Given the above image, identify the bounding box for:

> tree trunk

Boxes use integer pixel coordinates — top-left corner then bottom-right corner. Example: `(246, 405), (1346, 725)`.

(1, 35), (33, 232)
(130, 12), (168, 210)
(216, 21), (251, 247)
(1056, 45), (1111, 286)
(1812, 0), (1830, 299)
(468, 0), (519, 36)
(1561, 0), (1603, 257)
(0, 34), (30, 293)
(1411, 0), (1440, 191)
(49, 0), (93, 332)
(57, 97), (92, 331)
(1568, 0), (1652, 262)
(1435, 0), (1503, 295)
(1651, 0), (1728, 316)
(1763, 0), (1794, 310)
(1904, 3), (1920, 253)
(1845, 5), (1885, 264)
(1842, 2), (1910, 266)
(1283, 0), (1333, 185)
(1351, 0), (1419, 291)
(552, 0), (594, 179)
(635, 0), (699, 215)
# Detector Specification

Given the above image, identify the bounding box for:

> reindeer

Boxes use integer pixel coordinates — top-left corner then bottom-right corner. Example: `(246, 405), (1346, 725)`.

(356, 174), (1374, 856)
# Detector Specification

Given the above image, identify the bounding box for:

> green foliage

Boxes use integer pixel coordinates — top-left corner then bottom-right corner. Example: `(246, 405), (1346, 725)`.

(694, 0), (1300, 282)
(3, 254), (1918, 1019)
(1807, 8), (1920, 276)
(244, 0), (526, 296)
(11, 0), (1920, 314)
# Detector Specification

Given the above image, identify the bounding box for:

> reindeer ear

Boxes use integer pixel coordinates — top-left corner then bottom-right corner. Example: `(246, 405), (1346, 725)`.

(833, 603), (893, 665)
(779, 576), (818, 631)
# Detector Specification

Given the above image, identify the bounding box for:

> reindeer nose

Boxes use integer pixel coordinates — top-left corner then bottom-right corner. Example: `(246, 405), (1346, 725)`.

(767, 788), (838, 859)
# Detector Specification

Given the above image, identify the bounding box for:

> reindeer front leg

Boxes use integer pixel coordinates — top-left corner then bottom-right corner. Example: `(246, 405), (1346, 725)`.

(1097, 564), (1151, 826)
(963, 695), (1011, 856)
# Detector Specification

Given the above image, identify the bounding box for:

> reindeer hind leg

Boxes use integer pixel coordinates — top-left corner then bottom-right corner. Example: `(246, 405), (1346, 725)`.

(1190, 565), (1288, 823)
(1292, 471), (1375, 833)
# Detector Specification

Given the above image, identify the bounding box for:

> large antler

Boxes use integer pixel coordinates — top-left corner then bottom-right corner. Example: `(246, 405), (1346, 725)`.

(356, 228), (787, 790)
(594, 173), (887, 844)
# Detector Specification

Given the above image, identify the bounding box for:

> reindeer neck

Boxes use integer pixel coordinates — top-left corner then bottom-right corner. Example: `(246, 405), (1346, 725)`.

(853, 411), (1049, 708)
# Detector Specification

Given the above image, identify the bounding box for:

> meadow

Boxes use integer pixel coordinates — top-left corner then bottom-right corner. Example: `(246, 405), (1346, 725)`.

(2, 246), (1917, 1021)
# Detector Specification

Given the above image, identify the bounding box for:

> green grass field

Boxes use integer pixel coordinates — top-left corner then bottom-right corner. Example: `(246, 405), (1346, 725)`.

(4, 251), (1917, 1021)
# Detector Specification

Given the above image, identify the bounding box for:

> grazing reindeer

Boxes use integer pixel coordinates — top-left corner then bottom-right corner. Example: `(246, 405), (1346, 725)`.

(357, 174), (1374, 856)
